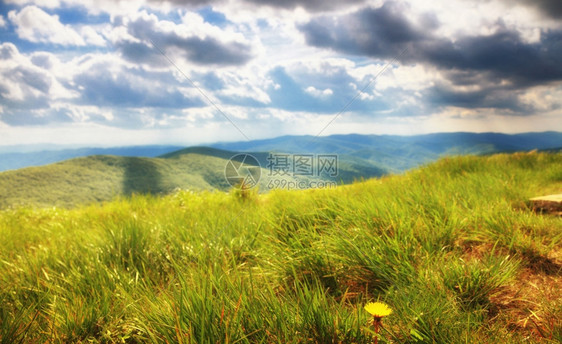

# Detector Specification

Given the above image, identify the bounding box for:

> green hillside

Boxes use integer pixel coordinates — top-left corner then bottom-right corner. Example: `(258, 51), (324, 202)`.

(163, 146), (387, 184)
(0, 152), (232, 209)
(0, 147), (387, 209)
(1, 152), (560, 343)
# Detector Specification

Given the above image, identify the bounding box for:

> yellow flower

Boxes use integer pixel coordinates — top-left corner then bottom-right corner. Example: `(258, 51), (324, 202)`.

(364, 302), (392, 318)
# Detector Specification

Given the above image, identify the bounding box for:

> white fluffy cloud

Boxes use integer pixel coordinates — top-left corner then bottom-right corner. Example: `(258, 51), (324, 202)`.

(9, 6), (85, 45)
(5, 0), (61, 9)
(80, 26), (106, 46)
(8, 6), (105, 46)
(305, 86), (333, 98)
(0, 43), (75, 107)
(109, 10), (253, 68)
(4, 0), (144, 15)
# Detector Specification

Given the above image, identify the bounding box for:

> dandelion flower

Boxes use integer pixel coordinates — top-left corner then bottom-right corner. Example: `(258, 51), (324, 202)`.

(364, 302), (392, 344)
(364, 302), (392, 318)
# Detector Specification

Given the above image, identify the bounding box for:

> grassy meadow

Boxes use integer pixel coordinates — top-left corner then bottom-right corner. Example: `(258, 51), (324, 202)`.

(1, 152), (561, 343)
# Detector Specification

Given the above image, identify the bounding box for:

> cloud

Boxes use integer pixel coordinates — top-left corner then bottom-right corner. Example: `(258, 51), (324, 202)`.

(80, 26), (106, 46)
(146, 0), (215, 7)
(0, 42), (72, 111)
(8, 6), (87, 45)
(267, 66), (338, 112)
(71, 54), (205, 109)
(305, 86), (333, 98)
(144, 0), (366, 11)
(0, 42), (205, 127)
(242, 0), (366, 11)
(301, 3), (562, 85)
(264, 59), (397, 114)
(425, 84), (521, 111)
(530, 0), (562, 18)
(429, 30), (562, 85)
(4, 0), (61, 9)
(299, 2), (562, 111)
(0, 43), (79, 126)
(6, 0), (367, 14)
(300, 2), (429, 58)
(110, 10), (253, 67)
(30, 52), (58, 69)
(0, 15), (6, 28)
(4, 0), (145, 15)
(497, 0), (562, 19)
(418, 29), (562, 113)
(0, 108), (75, 126)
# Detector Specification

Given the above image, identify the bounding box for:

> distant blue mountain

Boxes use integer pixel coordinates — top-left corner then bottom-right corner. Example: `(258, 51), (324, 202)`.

(1, 132), (560, 173)
(0, 146), (183, 172)
(210, 132), (562, 172)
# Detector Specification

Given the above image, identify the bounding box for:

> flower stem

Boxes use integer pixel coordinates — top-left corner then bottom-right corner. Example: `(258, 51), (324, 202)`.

(373, 317), (381, 344)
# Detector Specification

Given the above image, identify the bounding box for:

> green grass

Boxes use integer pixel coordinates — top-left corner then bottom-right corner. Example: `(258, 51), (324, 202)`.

(0, 152), (561, 343)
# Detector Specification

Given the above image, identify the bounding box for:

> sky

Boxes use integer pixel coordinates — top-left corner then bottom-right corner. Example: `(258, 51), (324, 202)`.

(0, 0), (561, 147)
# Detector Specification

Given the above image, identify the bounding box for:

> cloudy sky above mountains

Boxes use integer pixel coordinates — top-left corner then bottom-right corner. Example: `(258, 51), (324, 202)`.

(0, 0), (561, 146)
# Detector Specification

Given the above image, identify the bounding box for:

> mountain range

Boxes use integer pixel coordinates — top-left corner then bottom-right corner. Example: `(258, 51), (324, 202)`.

(0, 131), (560, 208)
(210, 131), (562, 172)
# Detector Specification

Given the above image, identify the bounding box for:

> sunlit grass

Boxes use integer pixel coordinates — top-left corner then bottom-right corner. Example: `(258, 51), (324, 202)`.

(0, 152), (561, 343)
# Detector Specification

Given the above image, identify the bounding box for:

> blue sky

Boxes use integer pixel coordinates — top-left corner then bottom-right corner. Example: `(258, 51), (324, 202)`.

(0, 0), (561, 146)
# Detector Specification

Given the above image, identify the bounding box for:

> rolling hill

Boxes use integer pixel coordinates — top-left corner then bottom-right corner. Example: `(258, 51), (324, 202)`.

(0, 151), (229, 209)
(0, 146), (387, 209)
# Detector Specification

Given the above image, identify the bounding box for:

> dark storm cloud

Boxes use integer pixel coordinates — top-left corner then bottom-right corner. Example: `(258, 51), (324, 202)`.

(498, 0), (562, 19)
(530, 0), (562, 18)
(300, 2), (425, 58)
(423, 29), (562, 111)
(424, 84), (522, 111)
(301, 4), (562, 85)
(300, 3), (562, 110)
(428, 30), (562, 86)
(470, 0), (562, 19)
(113, 12), (253, 66)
